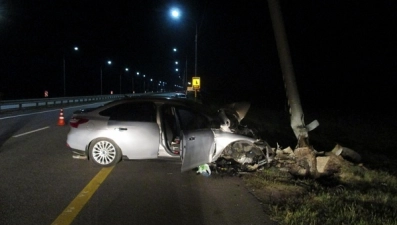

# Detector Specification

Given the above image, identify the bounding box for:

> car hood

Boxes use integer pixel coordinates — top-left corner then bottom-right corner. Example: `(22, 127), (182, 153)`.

(221, 102), (250, 122)
(217, 102), (250, 131)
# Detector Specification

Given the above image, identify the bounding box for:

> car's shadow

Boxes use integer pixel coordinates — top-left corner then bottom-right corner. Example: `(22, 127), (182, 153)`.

(0, 117), (30, 152)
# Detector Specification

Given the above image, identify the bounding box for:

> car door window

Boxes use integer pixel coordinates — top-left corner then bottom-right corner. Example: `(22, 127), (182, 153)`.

(175, 107), (210, 130)
(99, 102), (156, 122)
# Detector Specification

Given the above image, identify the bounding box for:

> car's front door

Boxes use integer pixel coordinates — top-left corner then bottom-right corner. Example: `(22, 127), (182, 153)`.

(170, 105), (216, 171)
(103, 101), (160, 159)
(180, 129), (215, 172)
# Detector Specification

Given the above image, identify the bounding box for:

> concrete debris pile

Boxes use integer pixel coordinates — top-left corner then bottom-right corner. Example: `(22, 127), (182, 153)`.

(274, 143), (362, 178)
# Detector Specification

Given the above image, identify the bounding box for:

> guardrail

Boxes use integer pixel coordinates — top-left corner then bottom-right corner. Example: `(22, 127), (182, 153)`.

(0, 94), (128, 113)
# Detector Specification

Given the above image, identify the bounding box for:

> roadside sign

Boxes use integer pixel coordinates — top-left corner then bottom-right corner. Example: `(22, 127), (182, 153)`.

(192, 77), (200, 90)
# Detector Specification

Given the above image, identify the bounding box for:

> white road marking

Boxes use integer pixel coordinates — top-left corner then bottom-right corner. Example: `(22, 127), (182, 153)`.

(13, 126), (50, 138)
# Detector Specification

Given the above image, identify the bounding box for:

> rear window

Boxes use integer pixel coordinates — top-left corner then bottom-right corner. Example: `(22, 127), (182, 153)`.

(99, 102), (156, 122)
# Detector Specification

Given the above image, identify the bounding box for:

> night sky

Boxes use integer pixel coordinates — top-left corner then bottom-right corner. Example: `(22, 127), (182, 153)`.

(0, 0), (395, 111)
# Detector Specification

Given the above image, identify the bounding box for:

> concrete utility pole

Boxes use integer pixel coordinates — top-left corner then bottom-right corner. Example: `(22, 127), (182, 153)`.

(267, 0), (318, 146)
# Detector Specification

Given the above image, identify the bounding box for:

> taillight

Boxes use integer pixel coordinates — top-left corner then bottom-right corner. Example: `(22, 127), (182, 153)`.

(69, 118), (89, 128)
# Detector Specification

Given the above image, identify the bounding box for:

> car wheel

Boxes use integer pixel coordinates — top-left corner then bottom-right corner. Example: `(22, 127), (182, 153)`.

(89, 139), (121, 167)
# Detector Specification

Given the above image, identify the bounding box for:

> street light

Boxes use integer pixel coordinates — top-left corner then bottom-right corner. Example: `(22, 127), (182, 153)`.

(135, 72), (139, 93)
(143, 74), (146, 92)
(170, 8), (198, 87)
(63, 46), (79, 96)
(171, 8), (180, 18)
(100, 60), (112, 95)
(121, 67), (129, 94)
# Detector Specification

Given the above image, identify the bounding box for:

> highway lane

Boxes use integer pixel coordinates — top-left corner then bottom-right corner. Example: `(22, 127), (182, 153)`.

(0, 103), (106, 225)
(0, 101), (274, 225)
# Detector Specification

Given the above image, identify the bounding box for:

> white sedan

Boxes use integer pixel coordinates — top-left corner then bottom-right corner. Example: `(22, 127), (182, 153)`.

(66, 96), (271, 173)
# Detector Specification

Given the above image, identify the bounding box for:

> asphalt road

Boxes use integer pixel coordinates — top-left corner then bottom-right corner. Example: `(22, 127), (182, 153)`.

(0, 102), (275, 225)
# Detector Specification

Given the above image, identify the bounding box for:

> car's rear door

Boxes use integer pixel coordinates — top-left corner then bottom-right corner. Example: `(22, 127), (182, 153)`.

(101, 101), (160, 159)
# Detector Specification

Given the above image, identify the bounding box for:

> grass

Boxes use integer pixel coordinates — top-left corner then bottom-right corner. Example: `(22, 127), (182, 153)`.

(239, 106), (397, 225)
(244, 166), (397, 225)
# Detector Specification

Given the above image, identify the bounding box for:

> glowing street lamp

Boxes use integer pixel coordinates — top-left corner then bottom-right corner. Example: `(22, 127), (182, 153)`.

(171, 8), (180, 18)
(63, 46), (79, 96)
(133, 72), (139, 93)
(143, 74), (146, 92)
(170, 8), (198, 77)
(121, 67), (129, 94)
(100, 60), (112, 95)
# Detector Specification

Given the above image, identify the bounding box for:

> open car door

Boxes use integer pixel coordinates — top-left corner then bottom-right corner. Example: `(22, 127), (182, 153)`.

(180, 129), (215, 172)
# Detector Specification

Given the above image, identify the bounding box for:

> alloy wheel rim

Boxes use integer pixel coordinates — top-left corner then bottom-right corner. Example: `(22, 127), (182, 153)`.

(92, 141), (116, 165)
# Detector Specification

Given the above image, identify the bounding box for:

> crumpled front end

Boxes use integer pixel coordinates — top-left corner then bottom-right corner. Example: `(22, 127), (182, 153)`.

(213, 139), (274, 175)
(192, 101), (273, 176)
(197, 102), (274, 175)
(218, 102), (257, 138)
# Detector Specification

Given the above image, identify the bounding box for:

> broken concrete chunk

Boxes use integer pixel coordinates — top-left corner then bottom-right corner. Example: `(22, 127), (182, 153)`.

(331, 144), (361, 163)
(316, 154), (342, 176)
(283, 147), (294, 155)
(288, 147), (317, 178)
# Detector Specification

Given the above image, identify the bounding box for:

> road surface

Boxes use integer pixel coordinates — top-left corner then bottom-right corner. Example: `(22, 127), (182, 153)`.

(0, 102), (275, 225)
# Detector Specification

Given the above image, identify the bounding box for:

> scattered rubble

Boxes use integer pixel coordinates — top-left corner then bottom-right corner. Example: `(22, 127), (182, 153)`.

(274, 143), (361, 179)
(201, 136), (362, 179)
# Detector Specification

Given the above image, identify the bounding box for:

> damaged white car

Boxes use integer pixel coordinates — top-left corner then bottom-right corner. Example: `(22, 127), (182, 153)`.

(66, 96), (272, 174)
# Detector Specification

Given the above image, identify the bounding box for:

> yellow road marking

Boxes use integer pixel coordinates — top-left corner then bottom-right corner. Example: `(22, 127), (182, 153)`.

(51, 166), (115, 225)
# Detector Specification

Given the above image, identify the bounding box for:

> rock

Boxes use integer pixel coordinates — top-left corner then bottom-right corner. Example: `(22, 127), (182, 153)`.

(283, 147), (294, 155)
(331, 144), (361, 163)
(288, 147), (317, 178)
(316, 154), (342, 177)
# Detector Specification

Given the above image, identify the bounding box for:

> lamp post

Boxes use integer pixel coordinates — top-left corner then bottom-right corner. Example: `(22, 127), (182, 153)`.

(135, 72), (139, 93)
(121, 67), (129, 94)
(100, 60), (112, 95)
(170, 8), (198, 76)
(143, 74), (146, 92)
(63, 46), (79, 96)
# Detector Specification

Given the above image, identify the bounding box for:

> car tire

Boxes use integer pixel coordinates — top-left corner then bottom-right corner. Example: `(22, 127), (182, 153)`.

(89, 138), (122, 167)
